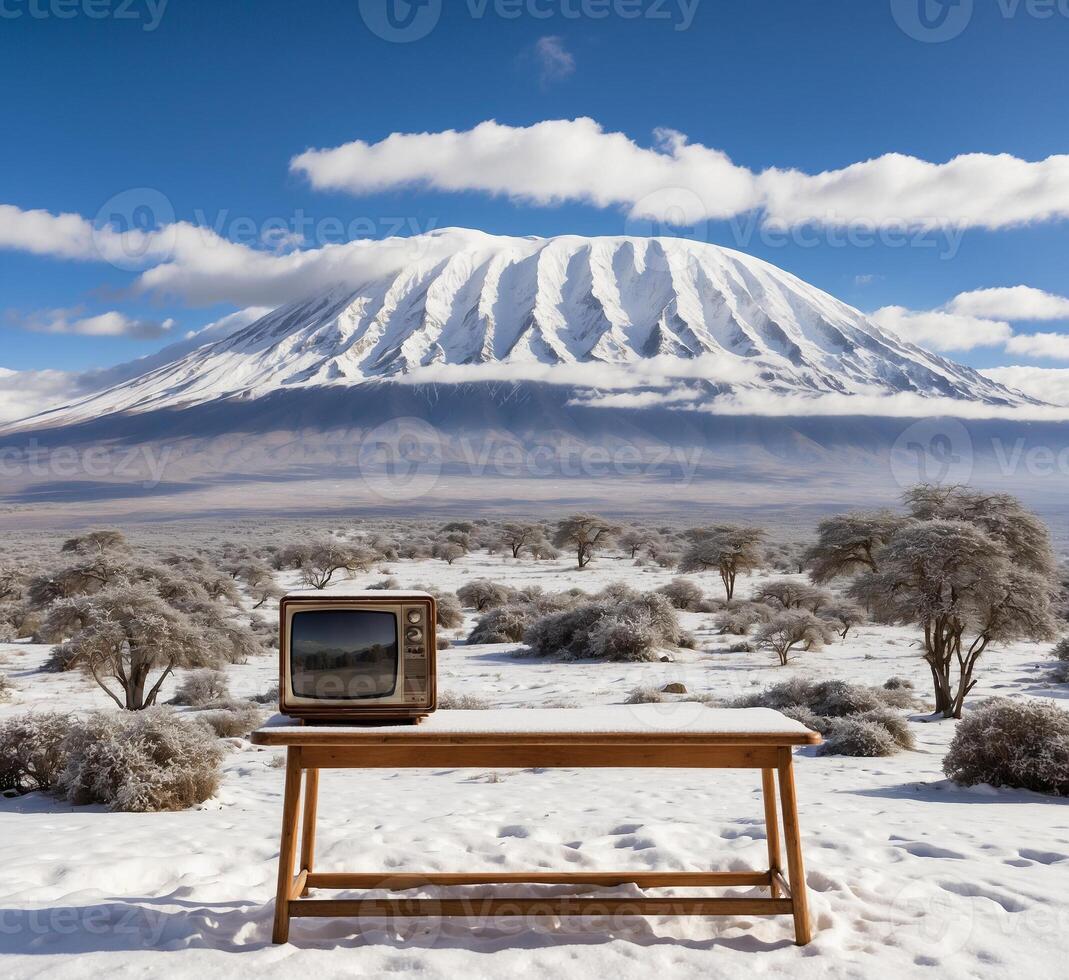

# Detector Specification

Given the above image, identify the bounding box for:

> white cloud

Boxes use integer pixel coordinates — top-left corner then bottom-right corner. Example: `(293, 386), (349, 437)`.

(17, 308), (176, 339)
(981, 366), (1069, 407)
(1004, 332), (1069, 360)
(0, 306), (272, 425)
(290, 118), (1069, 231)
(532, 36), (575, 87)
(948, 285), (1069, 321)
(870, 306), (1012, 352)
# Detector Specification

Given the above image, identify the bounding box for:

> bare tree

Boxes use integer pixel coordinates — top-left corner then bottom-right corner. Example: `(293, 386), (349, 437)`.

(300, 540), (378, 589)
(500, 522), (540, 559)
(818, 599), (867, 639)
(61, 530), (128, 556)
(433, 542), (465, 565)
(805, 511), (903, 583)
(756, 611), (836, 665)
(553, 514), (620, 569)
(57, 585), (217, 710)
(618, 527), (654, 560)
(850, 519), (1057, 718)
(679, 525), (765, 600)
(754, 579), (834, 612)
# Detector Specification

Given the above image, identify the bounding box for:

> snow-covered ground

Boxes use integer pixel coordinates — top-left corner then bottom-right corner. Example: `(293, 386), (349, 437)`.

(1, 552), (1067, 979)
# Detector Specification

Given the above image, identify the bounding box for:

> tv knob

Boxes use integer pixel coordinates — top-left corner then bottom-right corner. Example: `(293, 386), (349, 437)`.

(405, 626), (423, 643)
(406, 610), (422, 624)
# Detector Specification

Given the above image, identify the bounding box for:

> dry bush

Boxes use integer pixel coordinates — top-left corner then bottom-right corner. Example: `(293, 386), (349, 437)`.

(0, 672), (13, 702)
(735, 678), (917, 756)
(755, 610), (837, 665)
(714, 601), (776, 636)
(199, 700), (264, 738)
(0, 622), (16, 643)
(625, 686), (665, 704)
(883, 676), (914, 691)
(437, 692), (490, 709)
(251, 683), (279, 705)
(818, 718), (898, 757)
(942, 698), (1069, 796)
(657, 578), (704, 611)
(172, 668), (231, 707)
(457, 580), (514, 611)
(0, 712), (71, 793)
(61, 708), (223, 811)
(524, 591), (686, 663)
(367, 577), (400, 590)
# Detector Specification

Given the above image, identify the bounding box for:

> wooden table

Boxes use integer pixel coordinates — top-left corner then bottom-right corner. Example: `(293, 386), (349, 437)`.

(251, 706), (821, 945)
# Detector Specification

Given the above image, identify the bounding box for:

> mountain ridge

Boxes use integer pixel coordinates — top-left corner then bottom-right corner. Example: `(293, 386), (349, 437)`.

(6, 230), (1033, 434)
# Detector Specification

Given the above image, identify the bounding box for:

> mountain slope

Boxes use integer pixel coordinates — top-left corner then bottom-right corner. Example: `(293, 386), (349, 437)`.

(9, 230), (1031, 433)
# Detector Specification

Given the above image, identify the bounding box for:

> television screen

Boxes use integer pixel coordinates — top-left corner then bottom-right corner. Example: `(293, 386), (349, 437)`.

(290, 609), (399, 700)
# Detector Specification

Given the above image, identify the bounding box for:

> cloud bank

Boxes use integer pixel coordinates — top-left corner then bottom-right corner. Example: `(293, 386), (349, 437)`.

(291, 118), (1069, 232)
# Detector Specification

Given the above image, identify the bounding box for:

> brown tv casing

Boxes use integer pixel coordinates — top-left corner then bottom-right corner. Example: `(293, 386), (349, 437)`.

(279, 590), (437, 723)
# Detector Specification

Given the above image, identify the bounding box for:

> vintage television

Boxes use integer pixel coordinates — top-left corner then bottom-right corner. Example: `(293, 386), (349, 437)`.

(279, 590), (437, 723)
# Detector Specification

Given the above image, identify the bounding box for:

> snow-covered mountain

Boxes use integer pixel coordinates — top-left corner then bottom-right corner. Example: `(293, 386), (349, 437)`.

(9, 230), (1032, 432)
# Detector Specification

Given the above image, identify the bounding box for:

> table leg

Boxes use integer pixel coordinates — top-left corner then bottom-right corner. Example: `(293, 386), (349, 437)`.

(299, 768), (319, 896)
(777, 749), (812, 945)
(272, 747), (303, 944)
(761, 768), (783, 899)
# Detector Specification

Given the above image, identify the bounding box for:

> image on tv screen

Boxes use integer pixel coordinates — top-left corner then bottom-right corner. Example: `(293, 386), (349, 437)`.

(290, 610), (398, 700)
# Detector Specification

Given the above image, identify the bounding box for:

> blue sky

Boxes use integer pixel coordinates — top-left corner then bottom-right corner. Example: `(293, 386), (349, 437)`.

(1, 0), (1068, 396)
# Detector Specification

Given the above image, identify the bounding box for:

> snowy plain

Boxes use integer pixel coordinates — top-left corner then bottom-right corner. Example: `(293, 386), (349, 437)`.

(0, 550), (1067, 979)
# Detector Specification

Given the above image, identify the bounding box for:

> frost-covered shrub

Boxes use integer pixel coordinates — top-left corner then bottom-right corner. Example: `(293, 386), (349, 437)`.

(942, 698), (1069, 796)
(467, 592), (581, 644)
(883, 676), (914, 691)
(777, 704), (829, 734)
(251, 683), (279, 705)
(0, 622), (16, 643)
(818, 718), (898, 757)
(0, 672), (13, 701)
(457, 580), (514, 611)
(409, 587), (465, 629)
(725, 641), (755, 653)
(437, 692), (490, 709)
(625, 686), (665, 704)
(714, 602), (776, 636)
(366, 577), (400, 590)
(657, 578), (704, 611)
(855, 708), (916, 749)
(172, 668), (230, 707)
(735, 679), (917, 756)
(61, 708), (223, 812)
(199, 699), (263, 738)
(1052, 637), (1069, 661)
(437, 636), (451, 650)
(0, 712), (71, 793)
(524, 591), (685, 662)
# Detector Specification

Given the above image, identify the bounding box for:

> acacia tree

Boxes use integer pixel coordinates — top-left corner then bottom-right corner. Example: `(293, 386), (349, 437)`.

(805, 511), (903, 583)
(61, 529), (128, 556)
(618, 527), (654, 560)
(499, 522), (541, 559)
(553, 514), (619, 569)
(850, 519), (1057, 718)
(754, 579), (833, 612)
(755, 611), (835, 665)
(679, 525), (765, 600)
(57, 585), (216, 710)
(300, 540), (378, 589)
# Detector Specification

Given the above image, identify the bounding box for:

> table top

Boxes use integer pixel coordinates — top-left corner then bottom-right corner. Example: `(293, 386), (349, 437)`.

(251, 705), (821, 746)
